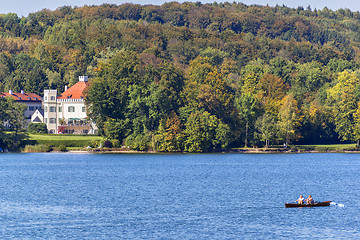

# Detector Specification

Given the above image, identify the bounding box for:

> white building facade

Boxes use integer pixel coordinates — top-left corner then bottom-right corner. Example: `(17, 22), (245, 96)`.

(43, 76), (97, 134)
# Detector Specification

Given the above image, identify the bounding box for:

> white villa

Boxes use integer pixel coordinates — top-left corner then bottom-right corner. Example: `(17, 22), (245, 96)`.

(43, 76), (97, 134)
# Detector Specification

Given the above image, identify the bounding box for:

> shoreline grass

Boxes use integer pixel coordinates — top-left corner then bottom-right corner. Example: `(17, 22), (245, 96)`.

(231, 143), (358, 152)
(23, 144), (52, 153)
(296, 143), (357, 151)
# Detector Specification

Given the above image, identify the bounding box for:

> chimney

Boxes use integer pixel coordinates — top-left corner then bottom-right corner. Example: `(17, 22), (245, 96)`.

(9, 89), (13, 95)
(79, 76), (88, 82)
(65, 85), (68, 91)
(21, 90), (24, 94)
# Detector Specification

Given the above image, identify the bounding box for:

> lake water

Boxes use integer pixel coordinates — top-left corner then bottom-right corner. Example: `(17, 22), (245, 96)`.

(0, 153), (359, 239)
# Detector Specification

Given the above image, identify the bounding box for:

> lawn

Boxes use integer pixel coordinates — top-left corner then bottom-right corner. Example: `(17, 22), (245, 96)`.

(28, 134), (103, 141)
(25, 134), (104, 148)
(296, 143), (357, 151)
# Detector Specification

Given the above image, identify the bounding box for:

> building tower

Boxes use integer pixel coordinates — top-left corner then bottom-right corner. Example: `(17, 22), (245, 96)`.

(43, 89), (58, 133)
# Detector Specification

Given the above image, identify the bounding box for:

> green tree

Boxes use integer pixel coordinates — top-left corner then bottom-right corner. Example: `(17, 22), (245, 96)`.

(300, 101), (337, 144)
(199, 47), (229, 66)
(240, 59), (268, 95)
(256, 73), (288, 116)
(352, 102), (360, 145)
(183, 56), (236, 126)
(327, 71), (359, 142)
(2, 53), (48, 95)
(5, 98), (27, 132)
(290, 61), (329, 104)
(236, 92), (261, 147)
(183, 111), (230, 152)
(0, 98), (7, 149)
(255, 113), (277, 148)
(85, 50), (142, 133)
(103, 118), (131, 141)
(269, 57), (294, 84)
(154, 111), (183, 152)
(27, 123), (48, 134)
(277, 94), (302, 145)
(0, 97), (26, 150)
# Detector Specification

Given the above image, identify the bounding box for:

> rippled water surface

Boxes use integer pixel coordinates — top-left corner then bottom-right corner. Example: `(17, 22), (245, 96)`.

(0, 153), (359, 239)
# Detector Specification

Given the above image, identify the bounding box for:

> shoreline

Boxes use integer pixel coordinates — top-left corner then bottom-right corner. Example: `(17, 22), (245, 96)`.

(5, 149), (360, 154)
(11, 146), (360, 154)
(63, 148), (360, 154)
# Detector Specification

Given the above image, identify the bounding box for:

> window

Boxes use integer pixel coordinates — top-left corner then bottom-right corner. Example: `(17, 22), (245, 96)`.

(49, 118), (56, 124)
(44, 106), (48, 112)
(59, 106), (62, 112)
(45, 118), (47, 123)
(83, 129), (89, 134)
(82, 106), (86, 112)
(44, 96), (47, 101)
(29, 106), (35, 111)
(50, 106), (56, 112)
(50, 96), (55, 101)
(68, 106), (75, 112)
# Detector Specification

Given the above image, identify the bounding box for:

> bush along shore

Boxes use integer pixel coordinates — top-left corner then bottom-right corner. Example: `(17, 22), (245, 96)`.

(2, 133), (356, 153)
(20, 141), (360, 153)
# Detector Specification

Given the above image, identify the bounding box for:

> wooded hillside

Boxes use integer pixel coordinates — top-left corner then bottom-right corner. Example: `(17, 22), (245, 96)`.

(2, 2), (360, 151)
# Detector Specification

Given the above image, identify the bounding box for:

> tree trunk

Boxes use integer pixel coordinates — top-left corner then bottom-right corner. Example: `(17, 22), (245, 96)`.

(244, 121), (249, 148)
(286, 124), (289, 146)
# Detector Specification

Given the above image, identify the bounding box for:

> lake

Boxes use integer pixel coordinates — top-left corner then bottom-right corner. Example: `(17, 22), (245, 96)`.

(0, 153), (359, 239)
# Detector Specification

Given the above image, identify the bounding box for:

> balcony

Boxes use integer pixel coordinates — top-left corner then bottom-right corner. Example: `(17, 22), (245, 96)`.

(58, 119), (93, 134)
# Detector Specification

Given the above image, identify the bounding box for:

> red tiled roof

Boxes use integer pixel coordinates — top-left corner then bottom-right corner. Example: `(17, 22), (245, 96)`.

(58, 81), (88, 99)
(0, 92), (42, 101)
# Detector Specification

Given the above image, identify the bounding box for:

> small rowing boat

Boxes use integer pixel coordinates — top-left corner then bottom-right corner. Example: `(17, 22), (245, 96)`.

(285, 201), (332, 208)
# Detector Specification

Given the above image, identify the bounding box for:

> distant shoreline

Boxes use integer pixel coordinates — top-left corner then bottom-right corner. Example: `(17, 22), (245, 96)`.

(4, 149), (360, 154)
(12, 144), (360, 154)
(63, 148), (360, 154)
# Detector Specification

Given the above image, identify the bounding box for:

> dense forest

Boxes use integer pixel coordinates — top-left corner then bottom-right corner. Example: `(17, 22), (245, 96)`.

(2, 2), (360, 151)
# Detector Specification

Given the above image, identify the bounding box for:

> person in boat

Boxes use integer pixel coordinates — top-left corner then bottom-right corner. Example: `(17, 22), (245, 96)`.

(295, 195), (304, 204)
(306, 195), (314, 204)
